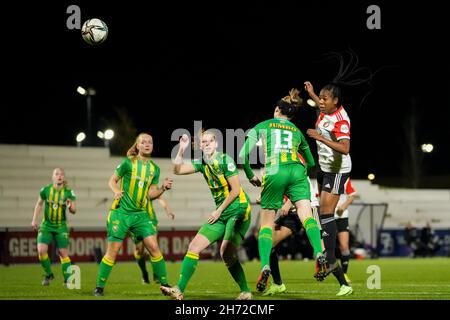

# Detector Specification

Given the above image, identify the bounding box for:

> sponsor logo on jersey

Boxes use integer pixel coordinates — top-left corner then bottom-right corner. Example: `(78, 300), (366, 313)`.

(325, 183), (331, 188)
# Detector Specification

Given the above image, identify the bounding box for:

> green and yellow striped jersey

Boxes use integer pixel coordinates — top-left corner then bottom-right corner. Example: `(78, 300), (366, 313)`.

(146, 199), (158, 226)
(192, 152), (249, 218)
(39, 184), (76, 227)
(113, 157), (160, 213)
(239, 117), (314, 179)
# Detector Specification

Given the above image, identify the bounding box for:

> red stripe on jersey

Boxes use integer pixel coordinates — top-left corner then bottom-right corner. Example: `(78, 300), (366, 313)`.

(329, 105), (344, 118)
(316, 113), (325, 128)
(345, 178), (357, 196)
(297, 152), (306, 166)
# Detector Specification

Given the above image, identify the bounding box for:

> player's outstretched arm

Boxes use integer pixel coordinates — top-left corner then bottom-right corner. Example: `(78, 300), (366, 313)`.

(304, 81), (321, 107)
(173, 134), (196, 175)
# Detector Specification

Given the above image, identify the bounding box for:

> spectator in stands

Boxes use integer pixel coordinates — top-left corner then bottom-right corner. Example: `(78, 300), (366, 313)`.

(404, 222), (423, 257)
(420, 221), (441, 257)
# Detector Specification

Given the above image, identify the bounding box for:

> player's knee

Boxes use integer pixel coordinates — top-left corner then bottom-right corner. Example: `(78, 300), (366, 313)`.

(58, 249), (69, 258)
(187, 243), (202, 254)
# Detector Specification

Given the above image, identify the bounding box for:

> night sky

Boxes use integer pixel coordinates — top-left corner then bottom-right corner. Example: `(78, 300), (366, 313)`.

(1, 1), (449, 186)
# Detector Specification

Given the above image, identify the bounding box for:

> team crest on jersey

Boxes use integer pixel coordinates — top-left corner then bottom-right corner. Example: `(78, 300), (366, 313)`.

(113, 225), (118, 233)
(340, 124), (349, 134)
(323, 121), (331, 128)
(52, 203), (59, 210)
(138, 181), (145, 188)
(227, 162), (236, 172)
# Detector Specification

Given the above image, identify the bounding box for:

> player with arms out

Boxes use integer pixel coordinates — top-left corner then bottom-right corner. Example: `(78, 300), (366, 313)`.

(239, 89), (325, 293)
(93, 133), (173, 296)
(161, 131), (252, 300)
(31, 168), (76, 286)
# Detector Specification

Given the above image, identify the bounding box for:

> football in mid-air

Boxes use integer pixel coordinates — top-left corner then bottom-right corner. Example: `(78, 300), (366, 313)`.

(81, 18), (108, 45)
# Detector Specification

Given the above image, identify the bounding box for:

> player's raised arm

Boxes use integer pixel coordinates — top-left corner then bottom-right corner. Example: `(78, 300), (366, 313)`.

(31, 196), (44, 231)
(304, 81), (321, 107)
(173, 134), (196, 175)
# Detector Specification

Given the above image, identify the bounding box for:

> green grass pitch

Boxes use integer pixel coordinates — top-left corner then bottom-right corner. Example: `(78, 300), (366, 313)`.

(1, 258), (449, 300)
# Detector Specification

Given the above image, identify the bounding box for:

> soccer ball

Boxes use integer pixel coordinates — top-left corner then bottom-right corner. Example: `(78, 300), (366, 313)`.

(81, 18), (108, 45)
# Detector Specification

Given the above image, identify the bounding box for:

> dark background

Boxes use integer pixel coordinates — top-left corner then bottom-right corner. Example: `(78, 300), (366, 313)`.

(1, 1), (449, 187)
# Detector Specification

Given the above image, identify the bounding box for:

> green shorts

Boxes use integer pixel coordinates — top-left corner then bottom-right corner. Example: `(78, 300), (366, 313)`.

(198, 202), (251, 246)
(261, 164), (310, 210)
(107, 208), (157, 243)
(130, 221), (158, 244)
(37, 226), (69, 248)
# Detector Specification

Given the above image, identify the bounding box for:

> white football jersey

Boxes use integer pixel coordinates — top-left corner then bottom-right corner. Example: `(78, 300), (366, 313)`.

(315, 106), (352, 173)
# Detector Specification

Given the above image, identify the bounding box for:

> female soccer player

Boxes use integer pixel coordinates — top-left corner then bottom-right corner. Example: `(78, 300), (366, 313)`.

(93, 133), (173, 296)
(304, 80), (353, 296)
(31, 168), (76, 286)
(132, 196), (174, 284)
(161, 132), (252, 300)
(239, 89), (325, 293)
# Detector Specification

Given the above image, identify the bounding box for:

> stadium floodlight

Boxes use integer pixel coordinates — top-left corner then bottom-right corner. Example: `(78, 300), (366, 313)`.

(368, 173), (375, 181)
(77, 86), (96, 145)
(307, 99), (317, 107)
(77, 86), (87, 96)
(76, 132), (86, 143)
(76, 132), (86, 147)
(104, 129), (114, 140)
(421, 143), (434, 153)
(97, 131), (105, 139)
